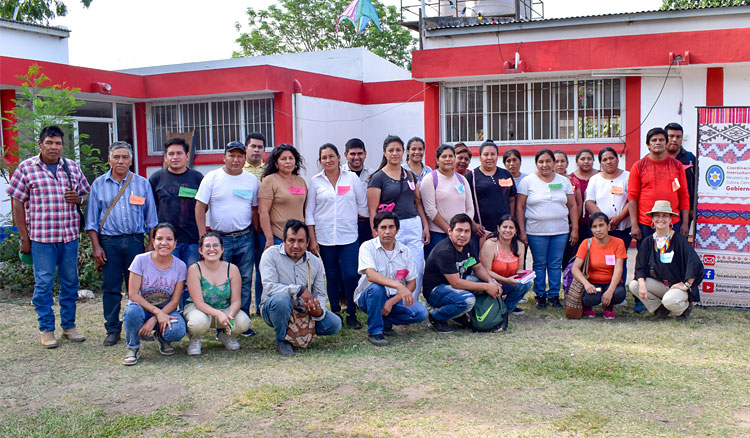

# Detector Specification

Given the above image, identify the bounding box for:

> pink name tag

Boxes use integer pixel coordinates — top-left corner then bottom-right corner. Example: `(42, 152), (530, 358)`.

(337, 186), (351, 195)
(395, 269), (409, 280)
(605, 254), (616, 266)
(289, 186), (306, 195)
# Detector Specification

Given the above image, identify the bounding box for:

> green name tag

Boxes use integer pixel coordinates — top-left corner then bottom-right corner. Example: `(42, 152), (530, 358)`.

(548, 183), (563, 191)
(178, 186), (197, 198)
(463, 257), (478, 269)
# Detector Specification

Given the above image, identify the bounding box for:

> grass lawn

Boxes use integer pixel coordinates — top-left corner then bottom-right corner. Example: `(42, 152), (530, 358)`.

(0, 290), (748, 438)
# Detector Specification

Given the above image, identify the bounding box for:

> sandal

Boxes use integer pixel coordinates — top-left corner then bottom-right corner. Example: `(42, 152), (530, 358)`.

(122, 348), (140, 366)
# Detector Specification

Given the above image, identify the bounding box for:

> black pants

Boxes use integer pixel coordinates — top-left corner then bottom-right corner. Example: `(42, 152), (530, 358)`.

(582, 282), (627, 308)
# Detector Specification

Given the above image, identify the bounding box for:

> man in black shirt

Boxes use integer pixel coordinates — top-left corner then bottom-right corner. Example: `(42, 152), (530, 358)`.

(423, 213), (501, 332)
(148, 138), (204, 308)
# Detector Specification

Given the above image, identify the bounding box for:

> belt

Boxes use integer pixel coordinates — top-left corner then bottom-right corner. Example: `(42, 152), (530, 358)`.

(220, 226), (254, 238)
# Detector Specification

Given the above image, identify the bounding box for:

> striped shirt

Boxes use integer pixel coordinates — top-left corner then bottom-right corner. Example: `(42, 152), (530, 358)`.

(7, 155), (90, 243)
(85, 169), (158, 236)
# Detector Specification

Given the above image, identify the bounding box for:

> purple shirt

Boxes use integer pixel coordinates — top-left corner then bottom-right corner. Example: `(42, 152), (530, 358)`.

(128, 252), (187, 307)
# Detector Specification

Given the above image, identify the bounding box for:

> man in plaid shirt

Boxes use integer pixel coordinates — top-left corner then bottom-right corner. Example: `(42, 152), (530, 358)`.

(7, 126), (91, 349)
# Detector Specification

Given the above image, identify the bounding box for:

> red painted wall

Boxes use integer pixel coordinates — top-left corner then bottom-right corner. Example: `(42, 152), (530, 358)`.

(706, 67), (724, 107)
(1, 89), (17, 164)
(423, 83), (440, 168)
(625, 77), (642, 171)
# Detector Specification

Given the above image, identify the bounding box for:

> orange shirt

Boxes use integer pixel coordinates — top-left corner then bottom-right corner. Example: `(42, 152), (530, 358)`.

(576, 236), (627, 284)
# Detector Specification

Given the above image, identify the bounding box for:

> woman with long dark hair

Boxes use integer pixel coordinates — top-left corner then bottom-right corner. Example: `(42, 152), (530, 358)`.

(403, 136), (432, 182)
(306, 143), (368, 328)
(480, 214), (531, 315)
(368, 135), (430, 300)
(258, 144), (306, 251)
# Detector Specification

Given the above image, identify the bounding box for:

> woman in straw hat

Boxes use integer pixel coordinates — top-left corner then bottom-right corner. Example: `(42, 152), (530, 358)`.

(629, 200), (704, 320)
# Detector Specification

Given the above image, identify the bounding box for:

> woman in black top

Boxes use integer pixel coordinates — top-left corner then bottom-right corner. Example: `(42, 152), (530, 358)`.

(368, 135), (430, 300)
(629, 200), (704, 320)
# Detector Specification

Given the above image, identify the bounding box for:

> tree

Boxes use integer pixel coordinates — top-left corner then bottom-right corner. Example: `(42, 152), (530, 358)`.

(661, 0), (750, 9)
(0, 0), (92, 25)
(233, 0), (417, 70)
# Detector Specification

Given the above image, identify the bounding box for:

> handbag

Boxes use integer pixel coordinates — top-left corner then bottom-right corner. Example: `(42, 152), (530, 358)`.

(284, 259), (317, 348)
(564, 238), (591, 319)
(59, 158), (86, 232)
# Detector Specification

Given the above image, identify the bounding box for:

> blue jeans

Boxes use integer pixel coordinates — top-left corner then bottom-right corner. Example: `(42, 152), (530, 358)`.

(502, 281), (532, 312)
(357, 219), (372, 246)
(424, 231), (447, 259)
(222, 230), (255, 316)
(31, 239), (80, 332)
(319, 241), (359, 317)
(122, 302), (186, 349)
(426, 283), (476, 322)
(255, 234), (283, 313)
(172, 242), (199, 311)
(527, 233), (568, 299)
(100, 234), (145, 335)
(261, 293), (342, 345)
(357, 284), (428, 335)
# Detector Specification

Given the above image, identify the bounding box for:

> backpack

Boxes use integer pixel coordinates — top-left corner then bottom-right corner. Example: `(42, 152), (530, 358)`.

(470, 292), (508, 332)
(431, 168), (467, 189)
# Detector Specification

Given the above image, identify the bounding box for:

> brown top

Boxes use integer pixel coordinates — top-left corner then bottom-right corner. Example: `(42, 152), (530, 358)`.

(258, 173), (307, 238)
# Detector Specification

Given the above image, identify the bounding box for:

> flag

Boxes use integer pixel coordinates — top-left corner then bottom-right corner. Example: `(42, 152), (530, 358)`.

(336, 0), (382, 34)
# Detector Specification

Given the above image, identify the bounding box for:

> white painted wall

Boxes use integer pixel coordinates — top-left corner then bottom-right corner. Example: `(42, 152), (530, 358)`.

(0, 25), (69, 64)
(723, 65), (750, 107)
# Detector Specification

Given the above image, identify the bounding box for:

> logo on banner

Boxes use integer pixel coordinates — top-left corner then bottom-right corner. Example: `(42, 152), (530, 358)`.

(702, 282), (715, 293)
(702, 255), (716, 266)
(704, 269), (715, 280)
(705, 165), (725, 189)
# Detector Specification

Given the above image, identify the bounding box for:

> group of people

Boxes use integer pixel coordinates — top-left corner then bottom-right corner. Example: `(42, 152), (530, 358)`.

(8, 121), (704, 363)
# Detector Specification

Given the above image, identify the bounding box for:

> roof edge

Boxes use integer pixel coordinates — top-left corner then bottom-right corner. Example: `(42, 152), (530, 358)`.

(0, 17), (70, 37)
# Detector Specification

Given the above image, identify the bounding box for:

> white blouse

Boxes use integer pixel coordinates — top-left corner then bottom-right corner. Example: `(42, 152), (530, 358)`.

(305, 169), (368, 246)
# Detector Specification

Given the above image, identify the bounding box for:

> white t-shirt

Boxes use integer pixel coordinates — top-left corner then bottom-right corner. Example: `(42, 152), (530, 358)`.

(518, 173), (573, 236)
(585, 171), (631, 231)
(195, 168), (259, 233)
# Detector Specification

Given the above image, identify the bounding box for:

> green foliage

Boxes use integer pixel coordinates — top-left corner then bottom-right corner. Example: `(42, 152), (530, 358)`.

(661, 0), (750, 9)
(0, 0), (92, 25)
(233, 0), (417, 70)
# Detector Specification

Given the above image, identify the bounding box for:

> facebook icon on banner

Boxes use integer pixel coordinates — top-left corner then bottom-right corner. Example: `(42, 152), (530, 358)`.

(704, 269), (715, 280)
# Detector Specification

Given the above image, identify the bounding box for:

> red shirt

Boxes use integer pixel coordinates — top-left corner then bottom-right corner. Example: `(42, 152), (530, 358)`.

(628, 156), (689, 226)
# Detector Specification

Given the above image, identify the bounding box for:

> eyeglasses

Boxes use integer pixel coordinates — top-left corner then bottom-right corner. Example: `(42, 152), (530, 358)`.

(202, 243), (222, 249)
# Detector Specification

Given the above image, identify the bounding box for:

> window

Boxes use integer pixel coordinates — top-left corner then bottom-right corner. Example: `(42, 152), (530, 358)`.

(442, 78), (622, 144)
(148, 96), (274, 154)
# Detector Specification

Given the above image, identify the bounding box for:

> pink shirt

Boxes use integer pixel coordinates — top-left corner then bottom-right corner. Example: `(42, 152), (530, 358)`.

(419, 170), (474, 233)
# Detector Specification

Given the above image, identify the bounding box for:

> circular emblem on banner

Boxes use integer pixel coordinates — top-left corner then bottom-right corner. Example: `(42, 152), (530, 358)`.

(706, 165), (724, 189)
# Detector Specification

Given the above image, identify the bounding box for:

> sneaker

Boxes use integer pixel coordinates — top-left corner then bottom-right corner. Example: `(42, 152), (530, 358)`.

(102, 332), (120, 346)
(186, 337), (202, 356)
(367, 333), (388, 346)
(382, 327), (398, 337)
(217, 331), (240, 351)
(511, 308), (525, 316)
(346, 315), (363, 330)
(62, 327), (85, 342)
(428, 314), (453, 333)
(277, 342), (294, 357)
(40, 331), (58, 349)
(155, 334), (175, 356)
(677, 302), (694, 320)
(548, 297), (563, 308)
(535, 296), (547, 309)
(240, 328), (255, 337)
(603, 306), (615, 320)
(633, 300), (646, 314)
(651, 304), (670, 321)
(518, 298), (528, 304)
(122, 348), (140, 366)
(583, 308), (596, 318)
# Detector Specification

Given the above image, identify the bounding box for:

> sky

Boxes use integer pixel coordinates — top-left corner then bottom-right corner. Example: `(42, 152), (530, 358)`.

(50, 0), (662, 70)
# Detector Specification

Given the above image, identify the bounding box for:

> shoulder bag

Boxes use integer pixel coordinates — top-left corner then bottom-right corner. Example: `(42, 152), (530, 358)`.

(59, 158), (86, 232)
(284, 259), (317, 348)
(564, 238), (591, 319)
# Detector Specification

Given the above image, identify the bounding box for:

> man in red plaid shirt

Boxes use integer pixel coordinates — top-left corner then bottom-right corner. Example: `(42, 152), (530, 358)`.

(7, 126), (91, 349)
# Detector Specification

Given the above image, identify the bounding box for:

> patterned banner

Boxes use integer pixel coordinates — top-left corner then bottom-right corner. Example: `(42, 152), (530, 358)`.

(699, 107), (750, 124)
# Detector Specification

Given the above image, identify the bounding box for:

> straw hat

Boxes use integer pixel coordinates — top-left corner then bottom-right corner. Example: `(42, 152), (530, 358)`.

(645, 200), (678, 217)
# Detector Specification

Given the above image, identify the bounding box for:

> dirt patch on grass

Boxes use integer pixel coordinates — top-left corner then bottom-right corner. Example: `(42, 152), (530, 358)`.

(734, 407), (750, 428)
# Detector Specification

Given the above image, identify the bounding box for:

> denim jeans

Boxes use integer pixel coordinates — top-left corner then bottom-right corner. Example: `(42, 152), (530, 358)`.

(357, 219), (372, 246)
(581, 283), (627, 308)
(527, 233), (568, 299)
(424, 231), (447, 259)
(357, 284), (428, 335)
(255, 234), (282, 313)
(122, 302), (186, 350)
(319, 241), (359, 318)
(426, 283), (476, 322)
(100, 234), (145, 335)
(502, 281), (532, 312)
(222, 229), (254, 316)
(31, 239), (80, 332)
(172, 242), (200, 311)
(261, 293), (342, 344)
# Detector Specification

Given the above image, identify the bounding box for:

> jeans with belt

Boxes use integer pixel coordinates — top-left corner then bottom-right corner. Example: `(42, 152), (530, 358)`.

(100, 233), (145, 335)
(221, 228), (255, 317)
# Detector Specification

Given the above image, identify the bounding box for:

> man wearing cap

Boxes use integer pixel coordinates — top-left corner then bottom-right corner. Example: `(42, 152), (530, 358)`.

(8, 125), (91, 348)
(629, 200), (704, 320)
(195, 141), (260, 335)
(87, 141), (158, 346)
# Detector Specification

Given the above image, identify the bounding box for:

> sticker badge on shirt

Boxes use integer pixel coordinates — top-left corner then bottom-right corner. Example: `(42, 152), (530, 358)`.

(337, 186), (351, 195)
(289, 186), (306, 195)
(395, 269), (409, 280)
(671, 178), (681, 192)
(660, 252), (674, 264)
(233, 189), (254, 200)
(456, 184), (465, 195)
(548, 183), (563, 191)
(610, 185), (624, 195)
(178, 186), (197, 198)
(378, 202), (395, 213)
(683, 164), (693, 170)
(605, 254), (616, 266)
(498, 178), (514, 187)
(463, 257), (478, 269)
(129, 194), (145, 205)
(407, 180), (416, 191)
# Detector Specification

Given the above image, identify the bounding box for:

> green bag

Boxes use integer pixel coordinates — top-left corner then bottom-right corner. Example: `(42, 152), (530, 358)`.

(470, 292), (508, 332)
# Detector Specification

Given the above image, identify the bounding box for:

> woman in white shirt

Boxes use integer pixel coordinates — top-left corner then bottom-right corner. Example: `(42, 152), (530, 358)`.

(306, 143), (368, 329)
(585, 147), (632, 284)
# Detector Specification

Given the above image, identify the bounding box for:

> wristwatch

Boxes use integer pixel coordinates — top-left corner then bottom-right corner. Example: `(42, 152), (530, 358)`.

(683, 281), (692, 289)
